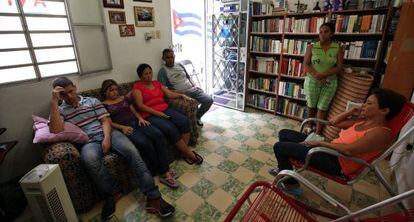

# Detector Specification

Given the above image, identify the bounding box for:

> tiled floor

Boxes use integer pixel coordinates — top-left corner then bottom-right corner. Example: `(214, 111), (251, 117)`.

(80, 106), (392, 222)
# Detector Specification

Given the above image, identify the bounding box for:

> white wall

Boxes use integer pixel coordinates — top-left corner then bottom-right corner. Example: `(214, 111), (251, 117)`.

(0, 0), (172, 182)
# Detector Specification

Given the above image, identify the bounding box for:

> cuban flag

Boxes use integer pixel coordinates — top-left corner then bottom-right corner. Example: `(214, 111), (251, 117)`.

(173, 10), (202, 37)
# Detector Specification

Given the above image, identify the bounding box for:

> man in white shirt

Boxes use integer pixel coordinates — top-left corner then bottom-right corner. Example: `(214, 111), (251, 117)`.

(158, 48), (213, 126)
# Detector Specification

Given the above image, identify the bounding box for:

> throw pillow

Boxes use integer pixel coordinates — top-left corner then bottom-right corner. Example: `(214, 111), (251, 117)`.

(32, 115), (89, 144)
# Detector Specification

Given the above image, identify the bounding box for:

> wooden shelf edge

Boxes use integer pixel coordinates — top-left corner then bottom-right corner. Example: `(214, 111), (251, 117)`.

(249, 70), (279, 76)
(248, 88), (276, 95)
(246, 104), (275, 113)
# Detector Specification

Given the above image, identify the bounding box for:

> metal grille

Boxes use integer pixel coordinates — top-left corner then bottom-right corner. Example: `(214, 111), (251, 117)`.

(47, 188), (67, 222)
(35, 195), (54, 222)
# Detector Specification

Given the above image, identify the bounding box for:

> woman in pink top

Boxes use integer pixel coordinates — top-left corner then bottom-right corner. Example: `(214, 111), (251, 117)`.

(132, 63), (203, 165)
(269, 89), (405, 195)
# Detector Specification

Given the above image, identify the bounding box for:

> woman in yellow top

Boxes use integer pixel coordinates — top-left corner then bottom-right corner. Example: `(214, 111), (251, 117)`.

(303, 22), (344, 134)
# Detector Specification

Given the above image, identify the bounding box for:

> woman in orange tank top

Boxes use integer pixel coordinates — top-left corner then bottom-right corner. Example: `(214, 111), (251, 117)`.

(269, 88), (405, 195)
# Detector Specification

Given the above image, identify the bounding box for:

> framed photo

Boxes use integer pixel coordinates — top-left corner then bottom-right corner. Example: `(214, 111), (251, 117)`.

(103, 0), (124, 9)
(119, 24), (135, 37)
(109, 11), (126, 24)
(133, 0), (152, 2)
(134, 6), (155, 27)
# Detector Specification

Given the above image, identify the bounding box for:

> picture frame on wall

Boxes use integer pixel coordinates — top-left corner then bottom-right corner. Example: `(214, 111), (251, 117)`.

(109, 11), (126, 24)
(133, 0), (152, 2)
(134, 6), (155, 27)
(119, 25), (135, 37)
(103, 0), (124, 9)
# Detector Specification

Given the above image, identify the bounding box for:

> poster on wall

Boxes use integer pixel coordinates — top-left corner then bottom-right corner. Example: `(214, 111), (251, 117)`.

(108, 11), (126, 24)
(119, 25), (135, 37)
(134, 6), (155, 27)
(171, 0), (206, 90)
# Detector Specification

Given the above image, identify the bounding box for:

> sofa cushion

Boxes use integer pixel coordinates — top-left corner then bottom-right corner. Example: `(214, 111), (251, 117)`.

(32, 115), (89, 144)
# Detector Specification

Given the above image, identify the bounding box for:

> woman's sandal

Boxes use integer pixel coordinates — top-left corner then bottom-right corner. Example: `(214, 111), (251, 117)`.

(159, 171), (179, 189)
(182, 151), (204, 165)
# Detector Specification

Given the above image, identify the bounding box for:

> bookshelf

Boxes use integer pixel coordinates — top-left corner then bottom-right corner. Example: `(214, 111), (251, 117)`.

(245, 1), (393, 121)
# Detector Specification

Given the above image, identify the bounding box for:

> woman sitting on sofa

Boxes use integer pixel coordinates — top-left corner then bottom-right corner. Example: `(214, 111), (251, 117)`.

(131, 63), (203, 165)
(269, 88), (406, 195)
(101, 79), (179, 188)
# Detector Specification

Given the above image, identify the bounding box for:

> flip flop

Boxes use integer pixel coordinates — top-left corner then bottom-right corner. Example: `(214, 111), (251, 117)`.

(192, 151), (203, 165)
(159, 171), (179, 189)
(182, 156), (195, 165)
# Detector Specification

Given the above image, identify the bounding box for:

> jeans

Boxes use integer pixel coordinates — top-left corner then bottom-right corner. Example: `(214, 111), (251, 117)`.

(147, 108), (190, 144)
(273, 129), (342, 184)
(79, 129), (161, 199)
(120, 119), (169, 175)
(184, 87), (213, 119)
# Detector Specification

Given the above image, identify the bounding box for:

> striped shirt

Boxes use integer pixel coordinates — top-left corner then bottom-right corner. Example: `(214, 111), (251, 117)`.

(59, 96), (109, 142)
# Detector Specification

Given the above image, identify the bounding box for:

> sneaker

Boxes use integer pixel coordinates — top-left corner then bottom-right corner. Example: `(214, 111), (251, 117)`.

(196, 119), (204, 126)
(268, 167), (280, 177)
(146, 197), (175, 218)
(101, 197), (116, 221)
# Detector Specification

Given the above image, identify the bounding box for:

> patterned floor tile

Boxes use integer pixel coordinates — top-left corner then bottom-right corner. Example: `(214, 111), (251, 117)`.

(227, 151), (248, 165)
(217, 159), (239, 174)
(214, 145), (232, 158)
(175, 191), (204, 215)
(206, 188), (234, 213)
(191, 178), (216, 199)
(178, 172), (202, 189)
(232, 166), (256, 184)
(242, 157), (265, 172)
(204, 153), (225, 167)
(192, 202), (222, 222)
(222, 176), (246, 197)
(204, 168), (229, 187)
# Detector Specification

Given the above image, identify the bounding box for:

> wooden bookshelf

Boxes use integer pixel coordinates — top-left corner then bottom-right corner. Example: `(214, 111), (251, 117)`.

(246, 1), (394, 121)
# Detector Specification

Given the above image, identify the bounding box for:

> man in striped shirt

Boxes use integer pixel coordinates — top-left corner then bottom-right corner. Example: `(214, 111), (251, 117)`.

(49, 77), (175, 220)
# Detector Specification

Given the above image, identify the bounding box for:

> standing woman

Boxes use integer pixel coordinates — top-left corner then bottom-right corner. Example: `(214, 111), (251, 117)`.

(303, 22), (344, 134)
(131, 63), (203, 165)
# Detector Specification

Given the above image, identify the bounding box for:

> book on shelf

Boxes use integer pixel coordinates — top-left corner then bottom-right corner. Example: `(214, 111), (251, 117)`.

(252, 18), (283, 32)
(247, 94), (276, 110)
(281, 58), (305, 77)
(282, 39), (311, 55)
(332, 14), (386, 33)
(248, 77), (277, 92)
(250, 36), (281, 53)
(277, 98), (307, 119)
(278, 81), (306, 99)
(251, 57), (279, 73)
(284, 17), (326, 33)
(341, 40), (381, 59)
(250, 1), (273, 16)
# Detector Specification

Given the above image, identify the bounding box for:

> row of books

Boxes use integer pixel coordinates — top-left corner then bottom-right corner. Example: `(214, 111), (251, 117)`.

(278, 81), (306, 99)
(277, 99), (307, 119)
(340, 40), (381, 59)
(247, 94), (276, 111)
(250, 36), (282, 53)
(332, 14), (386, 33)
(250, 2), (273, 16)
(252, 18), (283, 33)
(281, 58), (305, 77)
(282, 39), (311, 55)
(248, 78), (277, 92)
(251, 57), (279, 73)
(284, 17), (326, 33)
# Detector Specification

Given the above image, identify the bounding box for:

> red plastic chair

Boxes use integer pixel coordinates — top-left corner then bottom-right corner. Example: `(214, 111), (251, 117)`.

(224, 170), (414, 222)
(289, 102), (414, 198)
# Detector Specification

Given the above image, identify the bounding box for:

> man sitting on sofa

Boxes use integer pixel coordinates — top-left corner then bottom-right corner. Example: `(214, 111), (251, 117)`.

(48, 77), (175, 220)
(158, 48), (213, 126)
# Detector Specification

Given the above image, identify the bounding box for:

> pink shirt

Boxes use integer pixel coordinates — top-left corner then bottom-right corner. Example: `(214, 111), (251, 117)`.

(132, 81), (169, 118)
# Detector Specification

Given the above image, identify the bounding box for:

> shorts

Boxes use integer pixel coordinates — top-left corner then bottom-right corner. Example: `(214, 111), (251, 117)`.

(303, 75), (337, 111)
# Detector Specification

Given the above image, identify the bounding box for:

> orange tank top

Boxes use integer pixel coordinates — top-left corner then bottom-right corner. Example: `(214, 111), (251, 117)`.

(332, 122), (391, 176)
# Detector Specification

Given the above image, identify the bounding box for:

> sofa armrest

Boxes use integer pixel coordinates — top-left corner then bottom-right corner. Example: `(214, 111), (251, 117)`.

(167, 98), (200, 145)
(41, 142), (97, 213)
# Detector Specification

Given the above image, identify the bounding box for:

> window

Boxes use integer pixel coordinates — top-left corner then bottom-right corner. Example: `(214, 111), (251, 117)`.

(0, 0), (79, 84)
(0, 0), (112, 85)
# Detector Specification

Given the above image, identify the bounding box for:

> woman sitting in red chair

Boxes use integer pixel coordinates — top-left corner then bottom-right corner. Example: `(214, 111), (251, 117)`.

(269, 88), (406, 195)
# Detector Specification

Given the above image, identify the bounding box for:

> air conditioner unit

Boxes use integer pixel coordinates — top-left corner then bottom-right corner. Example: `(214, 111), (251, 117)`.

(19, 164), (77, 222)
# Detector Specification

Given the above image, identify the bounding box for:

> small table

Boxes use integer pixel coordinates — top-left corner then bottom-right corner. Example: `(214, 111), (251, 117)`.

(0, 141), (17, 165)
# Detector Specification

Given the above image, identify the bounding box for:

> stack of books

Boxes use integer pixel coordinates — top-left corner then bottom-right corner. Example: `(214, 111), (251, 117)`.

(333, 14), (386, 33)
(250, 36), (281, 53)
(251, 57), (279, 73)
(281, 58), (305, 77)
(248, 78), (277, 92)
(284, 17), (326, 33)
(278, 81), (306, 99)
(282, 39), (312, 55)
(252, 18), (283, 32)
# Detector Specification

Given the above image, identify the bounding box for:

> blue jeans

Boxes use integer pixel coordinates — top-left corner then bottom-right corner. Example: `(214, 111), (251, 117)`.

(147, 108), (190, 144)
(120, 119), (169, 175)
(79, 129), (161, 199)
(184, 87), (213, 119)
(273, 129), (342, 185)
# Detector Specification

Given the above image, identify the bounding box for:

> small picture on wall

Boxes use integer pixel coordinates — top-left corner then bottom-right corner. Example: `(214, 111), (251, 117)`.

(134, 6), (155, 27)
(133, 0), (152, 2)
(119, 24), (135, 37)
(103, 0), (124, 9)
(109, 11), (126, 24)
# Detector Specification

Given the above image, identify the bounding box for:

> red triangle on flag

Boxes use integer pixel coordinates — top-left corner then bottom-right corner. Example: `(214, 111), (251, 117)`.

(173, 11), (184, 30)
